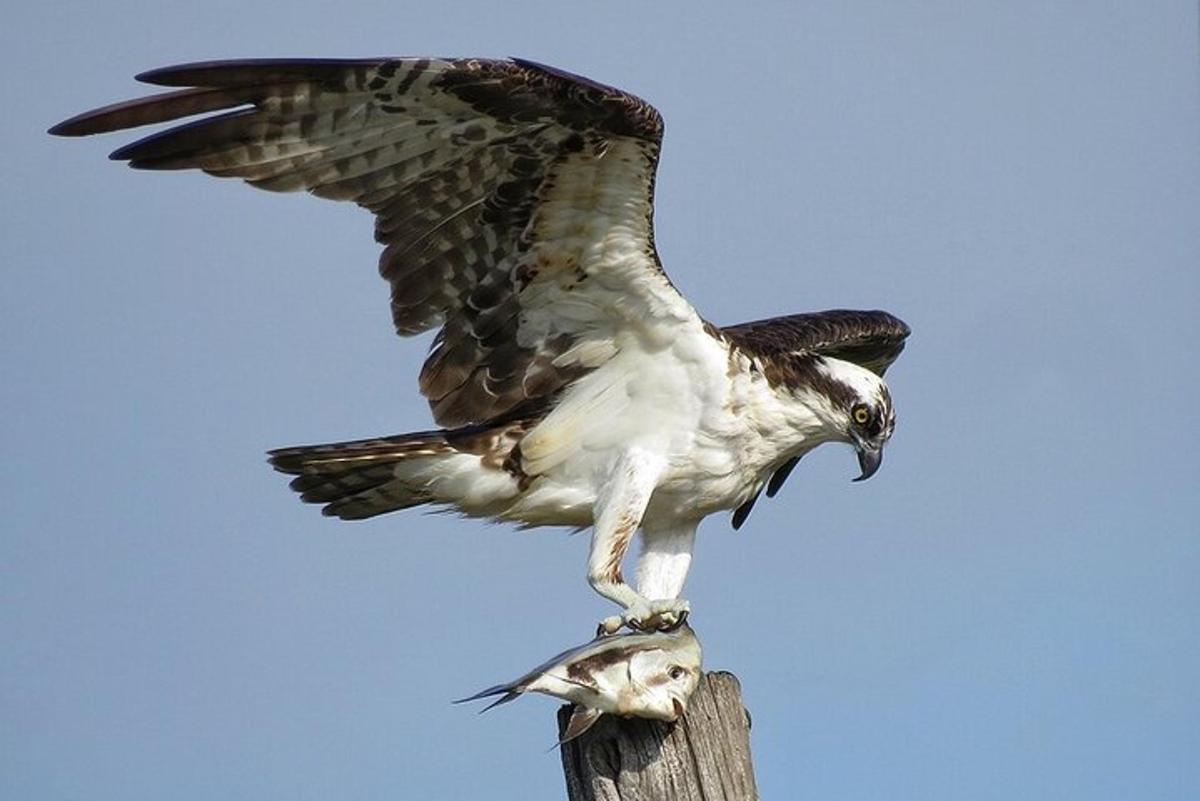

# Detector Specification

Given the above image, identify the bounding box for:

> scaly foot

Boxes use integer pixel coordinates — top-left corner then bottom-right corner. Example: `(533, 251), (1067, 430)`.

(597, 598), (691, 636)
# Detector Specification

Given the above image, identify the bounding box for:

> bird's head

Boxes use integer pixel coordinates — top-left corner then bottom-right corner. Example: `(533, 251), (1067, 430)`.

(786, 355), (897, 481)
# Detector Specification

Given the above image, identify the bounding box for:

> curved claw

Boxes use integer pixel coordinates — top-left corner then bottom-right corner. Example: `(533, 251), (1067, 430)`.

(630, 606), (690, 634)
(658, 609), (689, 632)
(628, 611), (690, 633)
(597, 602), (691, 637)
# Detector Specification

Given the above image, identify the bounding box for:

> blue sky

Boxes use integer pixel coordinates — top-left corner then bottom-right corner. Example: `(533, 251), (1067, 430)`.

(3, 2), (1198, 799)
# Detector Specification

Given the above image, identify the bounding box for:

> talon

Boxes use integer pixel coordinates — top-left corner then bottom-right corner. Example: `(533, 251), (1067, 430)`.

(638, 599), (692, 632)
(597, 598), (691, 637)
(641, 614), (674, 631)
(659, 609), (689, 632)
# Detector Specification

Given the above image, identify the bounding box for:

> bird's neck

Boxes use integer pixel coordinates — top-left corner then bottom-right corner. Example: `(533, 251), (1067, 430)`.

(745, 382), (844, 468)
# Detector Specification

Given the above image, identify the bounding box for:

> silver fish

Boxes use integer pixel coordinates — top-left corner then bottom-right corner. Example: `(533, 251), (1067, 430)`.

(456, 622), (702, 742)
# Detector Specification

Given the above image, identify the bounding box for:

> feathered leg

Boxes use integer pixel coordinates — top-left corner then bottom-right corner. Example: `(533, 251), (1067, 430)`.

(588, 449), (687, 634)
(635, 522), (697, 602)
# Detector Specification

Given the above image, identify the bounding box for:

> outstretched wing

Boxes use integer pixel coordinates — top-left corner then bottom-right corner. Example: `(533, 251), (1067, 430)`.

(51, 57), (697, 426)
(721, 309), (910, 376)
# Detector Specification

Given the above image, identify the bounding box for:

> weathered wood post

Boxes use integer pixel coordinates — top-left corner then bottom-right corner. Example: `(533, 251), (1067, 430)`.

(557, 671), (758, 800)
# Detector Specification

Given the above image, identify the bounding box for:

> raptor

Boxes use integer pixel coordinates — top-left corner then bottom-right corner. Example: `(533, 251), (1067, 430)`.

(52, 57), (910, 633)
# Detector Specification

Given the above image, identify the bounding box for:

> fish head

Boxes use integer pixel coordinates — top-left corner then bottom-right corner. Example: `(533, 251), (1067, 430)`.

(617, 628), (703, 721)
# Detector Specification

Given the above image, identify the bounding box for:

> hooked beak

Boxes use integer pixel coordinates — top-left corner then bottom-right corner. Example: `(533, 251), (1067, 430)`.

(672, 698), (686, 719)
(853, 445), (883, 482)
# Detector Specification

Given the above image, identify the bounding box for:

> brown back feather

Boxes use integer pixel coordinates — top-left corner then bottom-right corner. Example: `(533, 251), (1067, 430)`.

(721, 309), (910, 377)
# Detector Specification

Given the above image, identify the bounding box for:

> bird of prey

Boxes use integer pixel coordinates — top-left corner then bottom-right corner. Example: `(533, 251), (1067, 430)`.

(51, 57), (910, 634)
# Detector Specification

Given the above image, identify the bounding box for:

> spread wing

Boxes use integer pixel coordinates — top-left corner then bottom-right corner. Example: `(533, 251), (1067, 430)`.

(721, 309), (910, 376)
(51, 57), (697, 426)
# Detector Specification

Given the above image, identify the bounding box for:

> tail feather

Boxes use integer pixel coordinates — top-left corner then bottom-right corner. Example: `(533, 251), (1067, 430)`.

(268, 422), (528, 521)
(269, 431), (456, 473)
(289, 466), (425, 520)
(289, 467), (396, 504)
(268, 431), (457, 520)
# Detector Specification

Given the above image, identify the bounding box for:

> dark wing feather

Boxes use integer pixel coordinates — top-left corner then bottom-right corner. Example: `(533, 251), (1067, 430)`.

(721, 309), (910, 376)
(731, 487), (761, 531)
(730, 452), (804, 529)
(766, 454), (802, 498)
(51, 58), (695, 427)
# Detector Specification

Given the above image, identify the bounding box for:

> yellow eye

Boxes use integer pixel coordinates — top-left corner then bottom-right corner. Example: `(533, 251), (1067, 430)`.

(852, 404), (870, 425)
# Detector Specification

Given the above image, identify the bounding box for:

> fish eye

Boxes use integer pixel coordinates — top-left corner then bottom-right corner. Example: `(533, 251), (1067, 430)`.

(667, 665), (685, 680)
(852, 403), (870, 426)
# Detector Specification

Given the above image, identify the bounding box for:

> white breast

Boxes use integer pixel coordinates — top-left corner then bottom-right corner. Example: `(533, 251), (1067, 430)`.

(506, 324), (799, 528)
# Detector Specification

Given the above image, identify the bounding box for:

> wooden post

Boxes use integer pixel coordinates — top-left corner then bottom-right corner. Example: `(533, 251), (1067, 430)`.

(557, 671), (758, 800)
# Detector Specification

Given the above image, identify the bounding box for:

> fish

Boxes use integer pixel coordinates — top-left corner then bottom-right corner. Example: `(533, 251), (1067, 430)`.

(456, 621), (702, 742)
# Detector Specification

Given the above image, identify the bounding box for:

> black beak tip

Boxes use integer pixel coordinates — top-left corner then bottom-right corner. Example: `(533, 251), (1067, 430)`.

(854, 448), (883, 482)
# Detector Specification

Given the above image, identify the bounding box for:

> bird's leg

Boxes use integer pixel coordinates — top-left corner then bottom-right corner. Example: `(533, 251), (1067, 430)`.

(633, 522), (697, 627)
(588, 449), (668, 635)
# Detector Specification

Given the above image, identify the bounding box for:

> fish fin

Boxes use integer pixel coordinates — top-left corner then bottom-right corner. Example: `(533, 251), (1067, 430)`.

(477, 691), (523, 713)
(453, 684), (522, 713)
(559, 706), (604, 744)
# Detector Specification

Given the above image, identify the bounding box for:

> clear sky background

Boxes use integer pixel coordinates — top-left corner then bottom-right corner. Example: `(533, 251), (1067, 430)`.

(3, 2), (1198, 799)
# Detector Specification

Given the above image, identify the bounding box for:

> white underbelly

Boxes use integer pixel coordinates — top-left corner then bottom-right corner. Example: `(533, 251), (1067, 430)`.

(649, 440), (761, 521)
(483, 326), (777, 529)
(496, 401), (764, 528)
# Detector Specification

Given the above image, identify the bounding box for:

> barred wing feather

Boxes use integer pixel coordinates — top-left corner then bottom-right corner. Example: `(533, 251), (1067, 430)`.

(51, 57), (698, 426)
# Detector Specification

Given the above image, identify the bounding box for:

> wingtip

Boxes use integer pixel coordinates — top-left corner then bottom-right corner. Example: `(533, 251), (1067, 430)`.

(766, 455), (802, 498)
(47, 113), (97, 138)
(107, 141), (140, 162)
(134, 60), (226, 86)
(730, 501), (752, 530)
(134, 66), (166, 85)
(877, 309), (912, 339)
(134, 61), (223, 86)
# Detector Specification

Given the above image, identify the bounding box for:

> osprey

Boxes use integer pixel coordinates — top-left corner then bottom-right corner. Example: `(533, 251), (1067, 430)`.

(52, 58), (910, 633)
